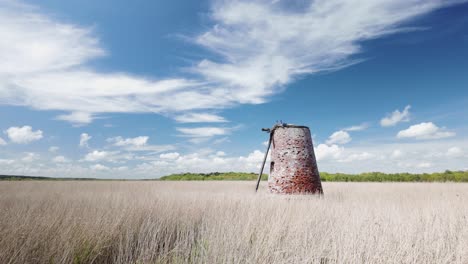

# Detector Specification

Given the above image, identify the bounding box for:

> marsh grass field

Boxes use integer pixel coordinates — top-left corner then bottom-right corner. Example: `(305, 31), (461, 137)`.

(1, 181), (468, 263)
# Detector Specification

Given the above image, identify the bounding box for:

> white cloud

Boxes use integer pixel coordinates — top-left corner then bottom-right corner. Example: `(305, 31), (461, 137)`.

(52, 155), (69, 163)
(344, 123), (369, 131)
(326, 130), (351, 145)
(108, 136), (148, 147)
(238, 150), (265, 166)
(134, 149), (268, 176)
(91, 164), (110, 171)
(390, 149), (404, 159)
(177, 127), (230, 138)
(22, 152), (39, 162)
(194, 1), (464, 106)
(338, 152), (374, 163)
(56, 112), (94, 125)
(159, 152), (180, 160)
(397, 122), (455, 140)
(380, 105), (411, 127)
(0, 1), (205, 125)
(106, 136), (174, 153)
(315, 139), (468, 173)
(79, 133), (91, 147)
(0, 1), (464, 124)
(446, 147), (463, 158)
(417, 162), (432, 168)
(0, 159), (14, 165)
(315, 144), (344, 161)
(0, 137), (6, 145)
(84, 150), (117, 162)
(174, 113), (227, 123)
(48, 146), (59, 152)
(5, 126), (43, 144)
(1, 139), (467, 178)
(213, 137), (230, 145)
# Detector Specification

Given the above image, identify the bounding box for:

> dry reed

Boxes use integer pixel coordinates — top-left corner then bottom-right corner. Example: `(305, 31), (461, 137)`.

(1, 181), (467, 263)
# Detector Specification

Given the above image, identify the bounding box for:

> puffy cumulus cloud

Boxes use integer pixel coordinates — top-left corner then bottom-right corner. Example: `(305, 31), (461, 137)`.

(106, 136), (175, 153)
(52, 155), (69, 163)
(390, 149), (404, 159)
(238, 150), (266, 168)
(316, 140), (468, 173)
(174, 113), (227, 123)
(0, 137), (6, 145)
(21, 152), (39, 162)
(1, 140), (467, 178)
(326, 130), (351, 145)
(90, 164), (110, 171)
(446, 147), (463, 158)
(397, 122), (455, 140)
(159, 152), (180, 160)
(79, 133), (91, 147)
(5, 126), (43, 144)
(380, 105), (411, 127)
(338, 152), (374, 163)
(84, 150), (119, 162)
(133, 149), (267, 177)
(315, 144), (344, 161)
(1, 1), (464, 124)
(108, 136), (148, 147)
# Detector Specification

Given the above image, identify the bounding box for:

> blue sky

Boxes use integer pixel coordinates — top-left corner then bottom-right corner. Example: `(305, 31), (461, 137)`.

(0, 0), (467, 178)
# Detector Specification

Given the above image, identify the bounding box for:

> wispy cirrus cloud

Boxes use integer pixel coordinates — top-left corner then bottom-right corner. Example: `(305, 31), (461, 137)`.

(344, 123), (369, 131)
(0, 0), (466, 125)
(176, 127), (231, 138)
(194, 1), (465, 105)
(381, 105), (411, 127)
(106, 136), (175, 153)
(174, 113), (227, 123)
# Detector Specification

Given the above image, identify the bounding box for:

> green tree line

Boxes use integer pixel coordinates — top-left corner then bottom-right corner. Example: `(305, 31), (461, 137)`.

(160, 170), (468, 182)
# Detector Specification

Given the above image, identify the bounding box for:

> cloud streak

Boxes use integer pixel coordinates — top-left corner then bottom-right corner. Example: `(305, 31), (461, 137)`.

(0, 0), (465, 124)
(381, 105), (411, 127)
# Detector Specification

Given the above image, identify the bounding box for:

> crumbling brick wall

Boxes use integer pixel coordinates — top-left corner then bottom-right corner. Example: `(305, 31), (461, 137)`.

(268, 125), (323, 194)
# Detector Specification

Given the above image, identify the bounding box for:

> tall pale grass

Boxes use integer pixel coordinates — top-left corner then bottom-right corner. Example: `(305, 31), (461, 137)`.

(1, 181), (467, 263)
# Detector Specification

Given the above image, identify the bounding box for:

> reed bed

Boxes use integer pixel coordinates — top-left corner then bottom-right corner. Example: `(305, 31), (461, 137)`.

(1, 181), (467, 263)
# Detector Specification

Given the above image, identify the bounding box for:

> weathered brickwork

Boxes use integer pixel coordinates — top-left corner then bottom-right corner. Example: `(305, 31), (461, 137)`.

(267, 125), (323, 195)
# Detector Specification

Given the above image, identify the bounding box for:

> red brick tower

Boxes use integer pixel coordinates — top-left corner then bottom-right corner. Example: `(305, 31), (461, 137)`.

(268, 125), (323, 194)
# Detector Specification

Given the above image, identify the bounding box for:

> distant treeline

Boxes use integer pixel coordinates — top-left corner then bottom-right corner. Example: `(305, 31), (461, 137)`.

(160, 171), (468, 182)
(320, 171), (468, 182)
(0, 175), (98, 181)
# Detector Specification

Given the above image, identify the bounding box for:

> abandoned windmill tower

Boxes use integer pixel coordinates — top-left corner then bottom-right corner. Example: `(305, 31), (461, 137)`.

(256, 122), (323, 195)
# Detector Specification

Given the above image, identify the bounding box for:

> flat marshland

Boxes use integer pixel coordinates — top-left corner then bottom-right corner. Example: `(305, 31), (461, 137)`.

(1, 181), (468, 263)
